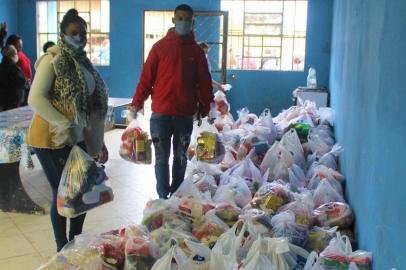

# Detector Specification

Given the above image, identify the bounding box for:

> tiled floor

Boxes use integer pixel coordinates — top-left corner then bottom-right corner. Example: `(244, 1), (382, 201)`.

(0, 129), (159, 270)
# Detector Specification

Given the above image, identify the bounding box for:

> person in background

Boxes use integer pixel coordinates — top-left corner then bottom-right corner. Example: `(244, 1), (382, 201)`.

(199, 42), (225, 93)
(0, 45), (27, 111)
(43, 41), (55, 53)
(6, 34), (32, 105)
(129, 4), (213, 199)
(0, 22), (7, 52)
(25, 9), (109, 252)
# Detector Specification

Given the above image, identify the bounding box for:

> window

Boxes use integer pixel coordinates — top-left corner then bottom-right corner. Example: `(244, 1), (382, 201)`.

(36, 0), (110, 66)
(221, 0), (308, 71)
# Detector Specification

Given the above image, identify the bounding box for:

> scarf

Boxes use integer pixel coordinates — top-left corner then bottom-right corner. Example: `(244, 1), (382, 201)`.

(50, 39), (108, 127)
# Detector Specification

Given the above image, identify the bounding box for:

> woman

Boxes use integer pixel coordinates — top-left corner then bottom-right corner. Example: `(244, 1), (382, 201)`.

(0, 45), (27, 111)
(26, 9), (109, 252)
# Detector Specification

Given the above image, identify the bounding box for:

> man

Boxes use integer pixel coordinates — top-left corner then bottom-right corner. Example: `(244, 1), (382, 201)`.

(130, 4), (214, 199)
(0, 45), (27, 111)
(6, 34), (32, 105)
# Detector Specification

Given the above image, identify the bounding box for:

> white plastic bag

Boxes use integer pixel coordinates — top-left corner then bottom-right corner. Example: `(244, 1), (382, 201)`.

(313, 180), (345, 208)
(184, 239), (212, 270)
(214, 175), (252, 208)
(240, 236), (278, 270)
(318, 144), (343, 171)
(151, 245), (194, 270)
(209, 223), (241, 270)
(304, 251), (322, 270)
(288, 164), (308, 189)
(271, 211), (309, 247)
(348, 262), (360, 270)
(225, 157), (264, 194)
(318, 107), (335, 126)
(260, 141), (294, 181)
(308, 130), (331, 157)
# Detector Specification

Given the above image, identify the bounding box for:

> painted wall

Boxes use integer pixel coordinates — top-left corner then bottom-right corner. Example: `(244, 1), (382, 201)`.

(329, 0), (406, 269)
(0, 0), (18, 60)
(15, 0), (332, 118)
(228, 0), (333, 116)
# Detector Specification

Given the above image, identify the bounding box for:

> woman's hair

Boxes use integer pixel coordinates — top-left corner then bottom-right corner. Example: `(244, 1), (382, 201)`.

(6, 34), (21, 47)
(60, 9), (87, 34)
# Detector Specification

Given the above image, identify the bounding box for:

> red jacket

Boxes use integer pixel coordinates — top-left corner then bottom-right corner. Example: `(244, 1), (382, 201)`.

(17, 51), (32, 81)
(132, 29), (214, 117)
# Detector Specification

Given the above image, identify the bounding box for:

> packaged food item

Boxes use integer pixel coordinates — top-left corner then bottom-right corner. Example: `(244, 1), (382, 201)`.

(288, 123), (312, 141)
(213, 203), (242, 227)
(57, 146), (113, 218)
(250, 181), (293, 214)
(177, 197), (215, 221)
(271, 211), (309, 247)
(120, 119), (152, 164)
(142, 199), (174, 231)
(314, 202), (354, 228)
(192, 211), (229, 248)
(150, 227), (198, 258)
(124, 236), (157, 270)
(196, 132), (225, 163)
(305, 226), (338, 253)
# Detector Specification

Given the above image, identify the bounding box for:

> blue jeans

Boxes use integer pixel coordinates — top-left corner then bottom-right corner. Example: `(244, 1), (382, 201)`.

(33, 143), (87, 252)
(150, 113), (193, 199)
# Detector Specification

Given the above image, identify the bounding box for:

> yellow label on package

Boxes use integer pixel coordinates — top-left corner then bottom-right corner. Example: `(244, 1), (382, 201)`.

(263, 195), (284, 211)
(135, 140), (145, 153)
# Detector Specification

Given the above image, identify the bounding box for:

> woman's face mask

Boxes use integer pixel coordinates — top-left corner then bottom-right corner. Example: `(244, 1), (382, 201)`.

(175, 20), (193, 36)
(12, 55), (19, 63)
(64, 34), (86, 50)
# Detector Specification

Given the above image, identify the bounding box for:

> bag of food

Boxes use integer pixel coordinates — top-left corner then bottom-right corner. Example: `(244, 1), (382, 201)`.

(151, 244), (194, 270)
(308, 176), (344, 195)
(304, 251), (323, 270)
(249, 142), (270, 167)
(260, 142), (294, 181)
(313, 180), (345, 208)
(193, 174), (218, 198)
(278, 192), (314, 228)
(314, 202), (354, 228)
(307, 130), (332, 157)
(307, 163), (344, 182)
(239, 208), (273, 237)
(192, 211), (230, 248)
(305, 226), (338, 253)
(288, 164), (308, 190)
(124, 235), (157, 270)
(225, 157), (264, 195)
(57, 146), (113, 218)
(250, 181), (293, 214)
(318, 144), (343, 171)
(120, 115), (152, 164)
(239, 235), (278, 270)
(271, 211), (309, 247)
(213, 203), (242, 227)
(214, 175), (252, 208)
(255, 109), (277, 144)
(280, 128), (306, 169)
(150, 227), (198, 258)
(142, 199), (175, 231)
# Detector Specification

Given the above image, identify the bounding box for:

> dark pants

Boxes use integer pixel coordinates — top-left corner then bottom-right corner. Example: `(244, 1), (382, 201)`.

(33, 143), (87, 252)
(150, 113), (193, 199)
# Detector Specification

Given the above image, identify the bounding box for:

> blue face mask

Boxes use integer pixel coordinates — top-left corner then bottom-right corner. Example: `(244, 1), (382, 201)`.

(64, 34), (85, 50)
(175, 20), (193, 36)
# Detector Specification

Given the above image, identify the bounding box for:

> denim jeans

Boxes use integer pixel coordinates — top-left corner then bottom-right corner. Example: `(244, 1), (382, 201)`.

(150, 113), (193, 199)
(33, 143), (87, 252)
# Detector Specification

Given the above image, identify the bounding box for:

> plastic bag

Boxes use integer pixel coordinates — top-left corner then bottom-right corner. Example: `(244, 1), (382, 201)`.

(210, 91), (231, 117)
(260, 142), (294, 181)
(221, 146), (238, 170)
(283, 243), (310, 269)
(214, 175), (252, 208)
(57, 146), (113, 218)
(348, 262), (359, 270)
(305, 226), (338, 253)
(213, 203), (242, 227)
(142, 199), (175, 231)
(307, 163), (344, 182)
(239, 208), (273, 237)
(192, 211), (230, 248)
(280, 129), (306, 169)
(271, 211), (309, 247)
(151, 245), (194, 270)
(318, 107), (335, 126)
(225, 157), (264, 195)
(307, 130), (332, 157)
(250, 181), (293, 214)
(319, 232), (353, 270)
(193, 174), (218, 198)
(308, 176), (344, 195)
(288, 164), (308, 190)
(150, 227), (198, 258)
(120, 115), (152, 164)
(124, 235), (157, 270)
(318, 144), (343, 171)
(314, 202), (354, 228)
(249, 142), (270, 168)
(240, 235), (278, 270)
(278, 192), (314, 228)
(304, 251), (322, 270)
(255, 109), (277, 144)
(313, 180), (345, 208)
(234, 108), (258, 129)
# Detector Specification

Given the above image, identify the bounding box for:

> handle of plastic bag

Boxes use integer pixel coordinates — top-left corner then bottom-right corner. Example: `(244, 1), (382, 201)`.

(304, 251), (320, 270)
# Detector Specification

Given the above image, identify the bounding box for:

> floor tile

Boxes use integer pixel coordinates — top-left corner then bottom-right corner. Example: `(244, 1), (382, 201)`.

(0, 253), (43, 270)
(0, 211), (9, 220)
(9, 212), (52, 234)
(0, 217), (21, 238)
(0, 234), (37, 260)
(22, 229), (55, 253)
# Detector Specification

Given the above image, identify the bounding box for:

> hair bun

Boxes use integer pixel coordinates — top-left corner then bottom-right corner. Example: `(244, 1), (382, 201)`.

(65, 9), (79, 18)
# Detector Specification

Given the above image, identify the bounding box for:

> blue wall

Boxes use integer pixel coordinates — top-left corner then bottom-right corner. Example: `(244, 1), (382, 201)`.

(228, 0), (333, 116)
(0, 0), (18, 53)
(329, 0), (406, 269)
(14, 0), (332, 118)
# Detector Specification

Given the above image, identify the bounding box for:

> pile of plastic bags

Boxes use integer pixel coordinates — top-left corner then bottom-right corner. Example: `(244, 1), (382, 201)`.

(39, 95), (373, 270)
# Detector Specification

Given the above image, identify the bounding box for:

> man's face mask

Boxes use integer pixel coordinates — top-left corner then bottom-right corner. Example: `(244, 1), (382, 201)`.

(175, 20), (193, 36)
(64, 34), (86, 50)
